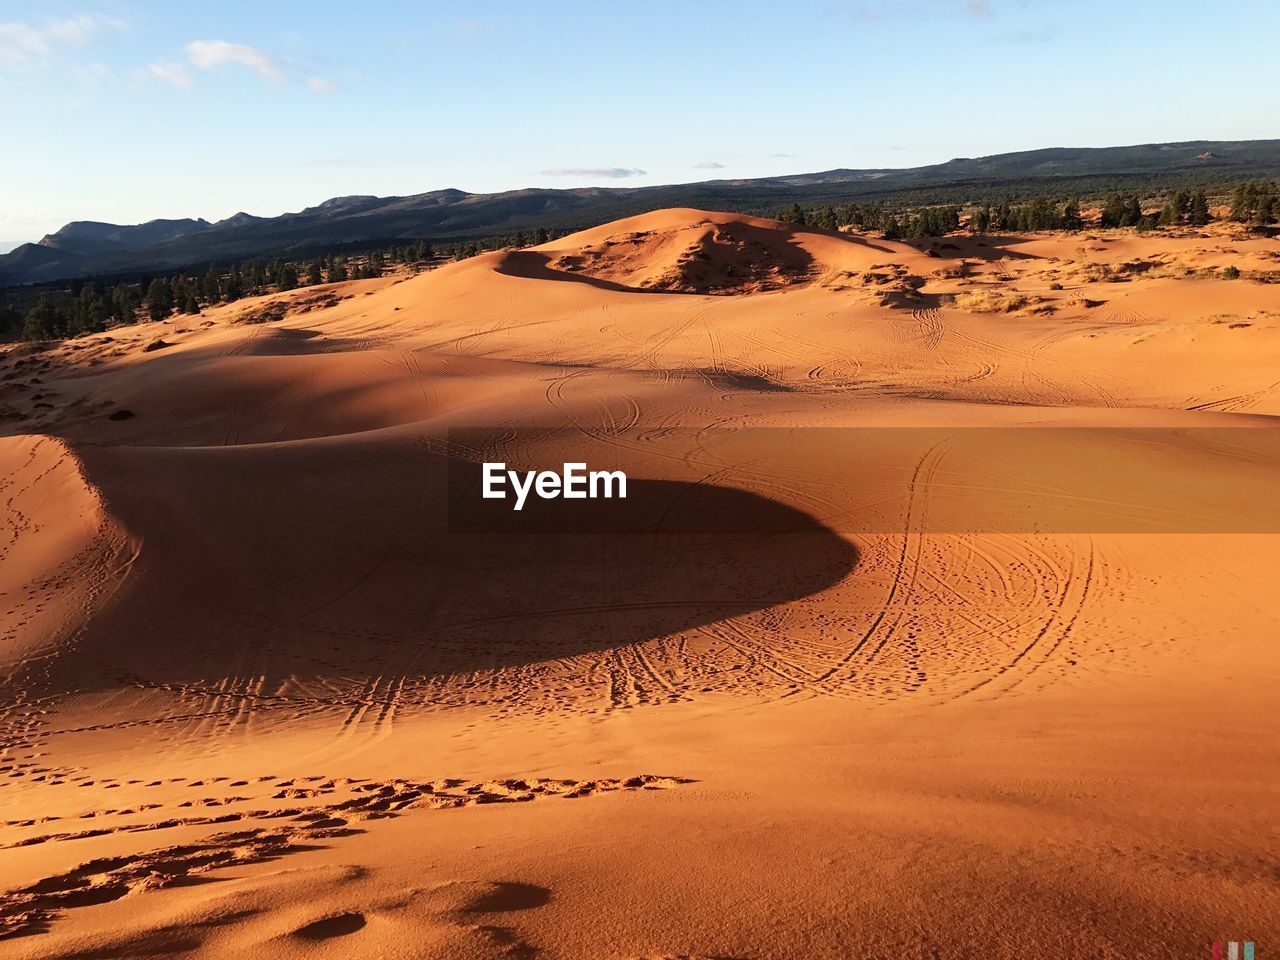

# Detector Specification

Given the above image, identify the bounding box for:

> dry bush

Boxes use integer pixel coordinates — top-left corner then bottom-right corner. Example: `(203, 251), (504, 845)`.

(946, 289), (1045, 313)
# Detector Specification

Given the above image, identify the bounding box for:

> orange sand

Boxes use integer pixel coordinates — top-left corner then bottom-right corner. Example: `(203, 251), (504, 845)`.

(1, 209), (1278, 958)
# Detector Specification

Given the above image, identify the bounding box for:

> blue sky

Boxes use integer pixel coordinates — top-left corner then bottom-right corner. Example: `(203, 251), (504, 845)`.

(2, 0), (1278, 242)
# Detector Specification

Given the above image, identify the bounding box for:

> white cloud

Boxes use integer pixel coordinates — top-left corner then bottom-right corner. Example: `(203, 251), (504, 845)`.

(186, 40), (279, 80)
(693, 161), (726, 170)
(0, 13), (123, 68)
(841, 0), (992, 22)
(146, 39), (332, 93)
(542, 167), (646, 179)
(145, 62), (191, 89)
(0, 22), (47, 66)
(46, 14), (97, 45)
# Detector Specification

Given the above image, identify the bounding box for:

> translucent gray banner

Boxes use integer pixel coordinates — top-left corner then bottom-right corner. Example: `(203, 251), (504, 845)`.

(442, 427), (1280, 534)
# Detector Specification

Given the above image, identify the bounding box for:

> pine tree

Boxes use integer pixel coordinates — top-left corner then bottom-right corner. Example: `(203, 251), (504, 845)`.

(203, 264), (222, 305)
(145, 278), (172, 321)
(0, 301), (21, 341)
(1100, 195), (1124, 228)
(1225, 181), (1278, 224)
(23, 295), (59, 341)
(111, 284), (137, 325)
(226, 264), (243, 301)
(970, 205), (992, 234)
(73, 284), (108, 334)
(328, 259), (348, 282)
(780, 203), (807, 225)
(1230, 183), (1253, 222)
(1159, 190), (1189, 227)
(1123, 197), (1142, 227)
(1259, 190), (1278, 225)
(307, 260), (324, 286)
(1015, 197), (1060, 231)
(1189, 191), (1210, 226)
(64, 310), (87, 338)
(169, 274), (192, 314)
(1060, 199), (1083, 231)
(278, 263), (298, 291)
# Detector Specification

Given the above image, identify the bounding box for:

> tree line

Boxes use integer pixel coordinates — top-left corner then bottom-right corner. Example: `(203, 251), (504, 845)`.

(778, 180), (1280, 239)
(1, 227), (580, 344)
(3, 253), (387, 343)
(772, 182), (1265, 240)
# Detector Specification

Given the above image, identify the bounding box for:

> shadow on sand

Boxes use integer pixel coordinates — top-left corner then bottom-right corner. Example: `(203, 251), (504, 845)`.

(57, 434), (858, 697)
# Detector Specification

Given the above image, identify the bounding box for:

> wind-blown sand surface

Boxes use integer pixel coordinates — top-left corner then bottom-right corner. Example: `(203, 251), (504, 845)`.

(1, 209), (1278, 958)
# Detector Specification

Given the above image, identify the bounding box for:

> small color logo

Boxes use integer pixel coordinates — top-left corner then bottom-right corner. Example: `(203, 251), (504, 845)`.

(1211, 942), (1255, 960)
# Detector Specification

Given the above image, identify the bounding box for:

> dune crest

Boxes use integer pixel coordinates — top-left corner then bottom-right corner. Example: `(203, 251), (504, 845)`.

(527, 209), (825, 294)
(0, 437), (129, 699)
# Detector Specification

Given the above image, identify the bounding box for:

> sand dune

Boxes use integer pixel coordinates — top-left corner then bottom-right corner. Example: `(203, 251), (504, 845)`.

(1, 209), (1278, 958)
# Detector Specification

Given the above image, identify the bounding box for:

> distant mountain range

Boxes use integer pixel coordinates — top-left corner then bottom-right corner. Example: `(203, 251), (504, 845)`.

(5, 140), (1280, 287)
